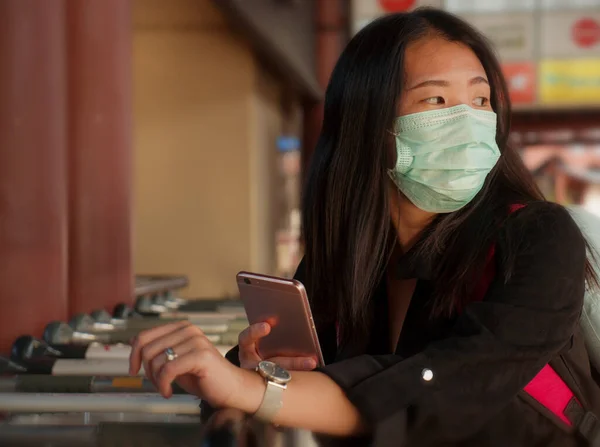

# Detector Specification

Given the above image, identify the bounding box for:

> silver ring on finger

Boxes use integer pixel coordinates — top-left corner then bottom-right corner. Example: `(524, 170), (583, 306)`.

(164, 347), (178, 362)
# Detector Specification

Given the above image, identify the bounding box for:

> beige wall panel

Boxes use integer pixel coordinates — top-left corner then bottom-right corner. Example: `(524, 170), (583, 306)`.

(133, 2), (256, 298)
(248, 68), (282, 276)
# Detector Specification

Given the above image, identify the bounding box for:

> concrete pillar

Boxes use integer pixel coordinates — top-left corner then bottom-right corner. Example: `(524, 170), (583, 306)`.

(0, 0), (68, 353)
(67, 0), (133, 316)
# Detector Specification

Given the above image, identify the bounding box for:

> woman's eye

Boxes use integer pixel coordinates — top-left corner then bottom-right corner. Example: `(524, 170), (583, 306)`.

(473, 97), (489, 107)
(424, 96), (445, 105)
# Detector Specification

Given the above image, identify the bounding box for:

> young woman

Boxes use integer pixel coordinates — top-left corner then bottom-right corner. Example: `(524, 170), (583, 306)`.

(129, 8), (600, 447)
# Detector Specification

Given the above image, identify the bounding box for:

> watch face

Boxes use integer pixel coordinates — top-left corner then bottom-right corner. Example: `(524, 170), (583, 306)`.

(258, 361), (291, 383)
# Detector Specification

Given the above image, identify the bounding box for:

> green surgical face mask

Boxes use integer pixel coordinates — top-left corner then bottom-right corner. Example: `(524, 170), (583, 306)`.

(388, 104), (501, 213)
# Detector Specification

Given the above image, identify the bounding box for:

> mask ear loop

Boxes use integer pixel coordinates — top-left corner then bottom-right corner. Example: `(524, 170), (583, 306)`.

(386, 129), (400, 174)
(387, 129), (413, 174)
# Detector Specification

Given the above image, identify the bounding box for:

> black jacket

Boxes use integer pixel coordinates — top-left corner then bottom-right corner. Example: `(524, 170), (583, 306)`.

(204, 201), (600, 446)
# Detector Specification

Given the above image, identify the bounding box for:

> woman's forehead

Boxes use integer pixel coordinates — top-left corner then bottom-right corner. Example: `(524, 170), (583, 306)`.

(403, 36), (488, 86)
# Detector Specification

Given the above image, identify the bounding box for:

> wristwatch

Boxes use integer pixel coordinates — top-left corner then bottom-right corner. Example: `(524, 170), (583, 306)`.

(254, 360), (292, 422)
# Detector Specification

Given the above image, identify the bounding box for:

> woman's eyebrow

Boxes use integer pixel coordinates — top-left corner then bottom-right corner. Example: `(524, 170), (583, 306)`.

(469, 76), (489, 86)
(407, 79), (450, 90)
(407, 76), (489, 91)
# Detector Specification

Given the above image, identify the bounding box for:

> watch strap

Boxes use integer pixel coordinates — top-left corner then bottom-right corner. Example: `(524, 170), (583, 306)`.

(254, 379), (286, 422)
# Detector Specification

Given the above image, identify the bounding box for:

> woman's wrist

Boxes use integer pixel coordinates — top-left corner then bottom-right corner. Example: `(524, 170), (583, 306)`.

(227, 367), (267, 415)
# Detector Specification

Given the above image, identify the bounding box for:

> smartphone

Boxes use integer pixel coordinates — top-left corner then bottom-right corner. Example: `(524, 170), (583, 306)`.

(236, 271), (325, 367)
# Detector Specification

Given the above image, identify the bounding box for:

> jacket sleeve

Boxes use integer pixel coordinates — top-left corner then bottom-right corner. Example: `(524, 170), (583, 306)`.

(317, 202), (587, 441)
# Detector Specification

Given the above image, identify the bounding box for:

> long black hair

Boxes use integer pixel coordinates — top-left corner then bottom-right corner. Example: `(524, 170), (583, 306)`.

(301, 8), (598, 346)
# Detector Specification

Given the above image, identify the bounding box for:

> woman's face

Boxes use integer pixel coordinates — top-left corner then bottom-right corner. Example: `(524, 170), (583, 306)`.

(388, 35), (494, 228)
(398, 35), (493, 117)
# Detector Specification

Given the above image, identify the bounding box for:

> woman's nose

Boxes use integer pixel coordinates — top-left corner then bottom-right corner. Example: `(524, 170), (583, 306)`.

(445, 99), (470, 109)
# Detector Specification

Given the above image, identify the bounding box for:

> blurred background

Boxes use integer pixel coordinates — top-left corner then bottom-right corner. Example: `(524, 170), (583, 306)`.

(0, 0), (599, 352)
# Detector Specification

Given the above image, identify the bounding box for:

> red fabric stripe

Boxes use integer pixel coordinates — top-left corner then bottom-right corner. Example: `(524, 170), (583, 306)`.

(523, 364), (577, 426)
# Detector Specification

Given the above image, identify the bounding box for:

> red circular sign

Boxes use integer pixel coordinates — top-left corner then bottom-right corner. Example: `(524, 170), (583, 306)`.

(572, 18), (600, 48)
(378, 0), (416, 12)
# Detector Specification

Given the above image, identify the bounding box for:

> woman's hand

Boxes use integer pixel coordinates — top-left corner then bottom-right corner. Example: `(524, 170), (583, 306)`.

(238, 323), (318, 371)
(129, 321), (256, 409)
(128, 322), (364, 436)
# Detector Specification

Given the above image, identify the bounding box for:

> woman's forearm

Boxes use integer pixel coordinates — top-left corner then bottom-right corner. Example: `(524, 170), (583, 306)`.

(234, 369), (367, 436)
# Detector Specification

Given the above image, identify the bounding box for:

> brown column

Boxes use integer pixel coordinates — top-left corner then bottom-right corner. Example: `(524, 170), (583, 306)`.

(302, 0), (348, 177)
(67, 0), (133, 316)
(0, 0), (68, 353)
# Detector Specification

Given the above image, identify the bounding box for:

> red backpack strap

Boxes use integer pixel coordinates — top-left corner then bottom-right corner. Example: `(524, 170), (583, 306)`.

(471, 203), (600, 442)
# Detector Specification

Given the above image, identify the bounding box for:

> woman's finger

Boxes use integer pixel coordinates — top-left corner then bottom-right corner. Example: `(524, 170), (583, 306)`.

(148, 336), (208, 386)
(139, 323), (199, 376)
(267, 356), (317, 371)
(238, 323), (270, 348)
(143, 326), (200, 387)
(129, 320), (192, 375)
(156, 349), (213, 398)
(238, 323), (271, 369)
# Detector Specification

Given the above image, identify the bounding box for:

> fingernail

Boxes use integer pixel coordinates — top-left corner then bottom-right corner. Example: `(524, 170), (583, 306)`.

(261, 323), (269, 331)
(304, 359), (315, 369)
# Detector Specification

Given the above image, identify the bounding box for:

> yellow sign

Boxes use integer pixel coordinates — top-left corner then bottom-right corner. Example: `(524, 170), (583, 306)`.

(539, 59), (600, 105)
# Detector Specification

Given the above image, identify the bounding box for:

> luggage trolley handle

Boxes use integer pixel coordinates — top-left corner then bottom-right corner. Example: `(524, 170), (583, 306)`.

(0, 375), (96, 394)
(6, 375), (95, 393)
(0, 375), (185, 394)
